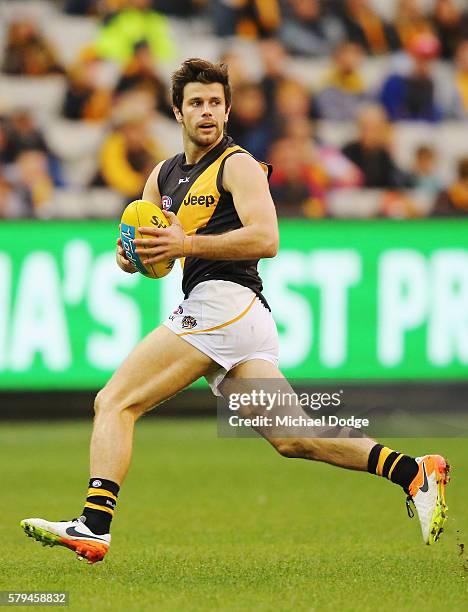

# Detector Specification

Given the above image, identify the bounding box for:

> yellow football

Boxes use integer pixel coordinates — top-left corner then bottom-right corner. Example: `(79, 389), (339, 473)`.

(120, 199), (175, 279)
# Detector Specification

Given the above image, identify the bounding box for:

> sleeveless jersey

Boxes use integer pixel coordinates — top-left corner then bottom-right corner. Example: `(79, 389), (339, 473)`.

(157, 135), (272, 308)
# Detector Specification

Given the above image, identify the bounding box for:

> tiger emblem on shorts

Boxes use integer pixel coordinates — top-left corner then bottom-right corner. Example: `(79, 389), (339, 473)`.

(181, 316), (197, 329)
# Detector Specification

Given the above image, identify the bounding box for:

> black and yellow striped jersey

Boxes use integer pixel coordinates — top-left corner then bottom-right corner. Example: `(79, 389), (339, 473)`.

(157, 136), (272, 308)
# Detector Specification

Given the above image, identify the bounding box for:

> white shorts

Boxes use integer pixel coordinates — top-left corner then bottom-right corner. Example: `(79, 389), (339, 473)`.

(163, 280), (279, 395)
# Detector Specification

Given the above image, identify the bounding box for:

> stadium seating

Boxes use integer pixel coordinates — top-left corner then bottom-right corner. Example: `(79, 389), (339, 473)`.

(327, 188), (382, 218)
(0, 0), (467, 219)
(44, 118), (106, 161)
(0, 0), (55, 23)
(40, 187), (88, 219)
(87, 187), (125, 218)
(393, 121), (465, 183)
(42, 15), (99, 67)
(150, 114), (184, 157)
(0, 75), (66, 116)
(40, 186), (124, 219)
(316, 120), (357, 149)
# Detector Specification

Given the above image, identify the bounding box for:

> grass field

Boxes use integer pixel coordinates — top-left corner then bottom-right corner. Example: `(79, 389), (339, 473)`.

(0, 418), (466, 611)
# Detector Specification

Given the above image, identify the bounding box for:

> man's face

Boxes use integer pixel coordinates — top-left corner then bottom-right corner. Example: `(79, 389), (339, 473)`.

(174, 82), (230, 148)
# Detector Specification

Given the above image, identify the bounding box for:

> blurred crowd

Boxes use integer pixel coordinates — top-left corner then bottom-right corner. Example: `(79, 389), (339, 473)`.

(1, 0), (468, 219)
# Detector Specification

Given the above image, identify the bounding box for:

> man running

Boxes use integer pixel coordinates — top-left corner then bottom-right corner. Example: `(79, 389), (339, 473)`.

(21, 59), (449, 563)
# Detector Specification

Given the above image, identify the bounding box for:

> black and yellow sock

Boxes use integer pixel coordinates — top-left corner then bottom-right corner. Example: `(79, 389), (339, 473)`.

(81, 478), (120, 535)
(367, 444), (419, 493)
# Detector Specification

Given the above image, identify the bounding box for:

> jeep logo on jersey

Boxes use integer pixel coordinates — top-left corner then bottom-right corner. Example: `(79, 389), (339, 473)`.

(183, 194), (216, 207)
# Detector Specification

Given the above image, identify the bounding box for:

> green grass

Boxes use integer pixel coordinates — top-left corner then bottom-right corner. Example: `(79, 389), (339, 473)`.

(0, 419), (466, 611)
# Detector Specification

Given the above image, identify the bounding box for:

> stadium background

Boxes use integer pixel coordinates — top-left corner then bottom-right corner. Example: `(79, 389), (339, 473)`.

(1, 0), (467, 415)
(0, 2), (467, 611)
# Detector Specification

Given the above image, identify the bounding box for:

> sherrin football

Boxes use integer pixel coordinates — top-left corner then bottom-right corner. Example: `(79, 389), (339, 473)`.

(120, 199), (175, 279)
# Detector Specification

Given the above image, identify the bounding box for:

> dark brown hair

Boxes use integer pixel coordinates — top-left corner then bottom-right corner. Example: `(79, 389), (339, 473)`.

(171, 58), (231, 112)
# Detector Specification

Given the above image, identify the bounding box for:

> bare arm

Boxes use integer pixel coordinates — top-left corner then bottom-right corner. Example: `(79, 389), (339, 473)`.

(135, 154), (279, 263)
(189, 153), (279, 259)
(142, 161), (164, 207)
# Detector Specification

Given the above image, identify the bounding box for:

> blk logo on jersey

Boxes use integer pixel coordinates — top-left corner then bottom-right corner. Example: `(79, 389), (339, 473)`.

(162, 195), (172, 210)
(183, 193), (216, 207)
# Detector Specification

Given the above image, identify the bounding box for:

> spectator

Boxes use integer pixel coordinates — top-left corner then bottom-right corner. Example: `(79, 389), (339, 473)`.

(112, 88), (158, 124)
(95, 0), (175, 65)
(410, 144), (443, 196)
(394, 0), (435, 52)
(2, 110), (63, 186)
(115, 41), (171, 116)
(228, 82), (272, 160)
(431, 0), (468, 60)
(0, 170), (29, 218)
(433, 157), (468, 216)
(269, 136), (326, 217)
(269, 121), (362, 217)
(219, 49), (250, 89)
(380, 32), (443, 122)
(153, 0), (206, 19)
(287, 117), (362, 188)
(380, 190), (427, 218)
(213, 0), (281, 39)
(258, 38), (289, 115)
(342, 104), (409, 188)
(449, 40), (468, 119)
(94, 118), (164, 202)
(335, 0), (400, 55)
(273, 78), (317, 127)
(64, 0), (100, 15)
(13, 150), (54, 216)
(315, 41), (368, 120)
(83, 0), (128, 19)
(152, 0), (208, 17)
(3, 110), (48, 163)
(63, 50), (112, 122)
(279, 0), (344, 57)
(67, 0), (204, 19)
(2, 19), (64, 76)
(0, 118), (10, 165)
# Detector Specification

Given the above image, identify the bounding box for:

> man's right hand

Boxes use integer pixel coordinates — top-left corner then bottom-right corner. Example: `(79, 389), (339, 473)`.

(116, 237), (137, 274)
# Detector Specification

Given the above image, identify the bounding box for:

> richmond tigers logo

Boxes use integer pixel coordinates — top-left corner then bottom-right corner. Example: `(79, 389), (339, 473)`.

(181, 316), (197, 329)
